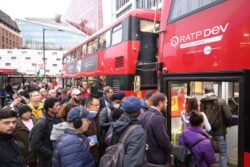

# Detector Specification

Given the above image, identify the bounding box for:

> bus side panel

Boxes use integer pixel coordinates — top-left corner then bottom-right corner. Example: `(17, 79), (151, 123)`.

(159, 0), (250, 73)
(244, 152), (250, 166)
(100, 41), (140, 75)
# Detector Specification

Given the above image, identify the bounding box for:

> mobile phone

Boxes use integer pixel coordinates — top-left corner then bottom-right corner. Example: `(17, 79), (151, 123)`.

(88, 135), (98, 144)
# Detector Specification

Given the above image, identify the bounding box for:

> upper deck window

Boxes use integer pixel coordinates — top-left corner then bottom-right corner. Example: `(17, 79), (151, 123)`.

(99, 30), (111, 50)
(169, 0), (223, 22)
(112, 24), (123, 46)
(66, 55), (71, 63)
(76, 47), (82, 59)
(71, 51), (76, 61)
(87, 38), (98, 54)
(82, 44), (87, 57)
(140, 20), (160, 33)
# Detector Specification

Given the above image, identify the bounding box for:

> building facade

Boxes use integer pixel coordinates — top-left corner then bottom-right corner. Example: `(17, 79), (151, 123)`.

(0, 10), (22, 49)
(0, 49), (64, 77)
(16, 17), (87, 50)
(114, 0), (162, 19)
(64, 0), (103, 35)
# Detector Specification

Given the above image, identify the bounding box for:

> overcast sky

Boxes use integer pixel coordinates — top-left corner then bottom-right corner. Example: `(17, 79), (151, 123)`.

(0, 0), (72, 19)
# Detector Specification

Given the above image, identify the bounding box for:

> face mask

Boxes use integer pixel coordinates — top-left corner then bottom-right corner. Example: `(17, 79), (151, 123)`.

(89, 110), (98, 114)
(113, 103), (120, 109)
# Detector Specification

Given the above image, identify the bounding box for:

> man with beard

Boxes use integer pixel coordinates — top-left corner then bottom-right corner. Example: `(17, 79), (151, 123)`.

(58, 88), (81, 121)
(0, 107), (25, 167)
(141, 92), (173, 166)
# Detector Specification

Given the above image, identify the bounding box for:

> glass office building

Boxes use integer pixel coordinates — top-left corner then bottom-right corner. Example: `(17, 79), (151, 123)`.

(16, 18), (87, 50)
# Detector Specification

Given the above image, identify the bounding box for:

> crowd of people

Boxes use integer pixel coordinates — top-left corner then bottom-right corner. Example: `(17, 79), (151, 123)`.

(0, 81), (232, 167)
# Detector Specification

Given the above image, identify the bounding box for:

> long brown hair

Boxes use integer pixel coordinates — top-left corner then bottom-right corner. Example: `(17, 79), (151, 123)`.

(185, 96), (198, 114)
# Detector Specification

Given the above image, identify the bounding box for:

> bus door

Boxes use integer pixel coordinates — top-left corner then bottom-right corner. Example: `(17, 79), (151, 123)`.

(161, 71), (250, 167)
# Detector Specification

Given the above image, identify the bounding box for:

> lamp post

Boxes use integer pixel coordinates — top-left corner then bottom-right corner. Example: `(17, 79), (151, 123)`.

(42, 28), (46, 82)
(42, 28), (64, 83)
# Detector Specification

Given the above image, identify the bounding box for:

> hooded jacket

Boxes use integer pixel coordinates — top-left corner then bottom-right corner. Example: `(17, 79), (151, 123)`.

(52, 129), (95, 167)
(110, 114), (147, 167)
(179, 126), (217, 167)
(50, 122), (74, 146)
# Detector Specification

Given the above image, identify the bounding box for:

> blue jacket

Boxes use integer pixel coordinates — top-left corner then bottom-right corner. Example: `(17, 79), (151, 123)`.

(140, 107), (173, 165)
(179, 126), (217, 167)
(52, 129), (95, 167)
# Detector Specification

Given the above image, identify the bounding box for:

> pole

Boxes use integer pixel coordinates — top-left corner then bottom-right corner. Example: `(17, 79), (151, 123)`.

(43, 28), (46, 82)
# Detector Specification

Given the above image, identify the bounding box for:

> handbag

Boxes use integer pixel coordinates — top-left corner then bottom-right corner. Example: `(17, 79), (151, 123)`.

(172, 136), (207, 162)
(172, 145), (190, 162)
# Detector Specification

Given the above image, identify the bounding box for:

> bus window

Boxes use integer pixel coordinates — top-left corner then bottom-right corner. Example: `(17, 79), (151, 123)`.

(99, 30), (111, 50)
(82, 44), (87, 57)
(87, 38), (98, 54)
(140, 20), (160, 33)
(112, 24), (123, 46)
(76, 47), (82, 59)
(169, 0), (224, 22)
(66, 55), (71, 63)
(71, 51), (76, 61)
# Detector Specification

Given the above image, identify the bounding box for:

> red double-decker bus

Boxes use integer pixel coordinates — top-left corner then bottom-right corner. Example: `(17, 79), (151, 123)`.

(158, 0), (250, 166)
(62, 9), (160, 97)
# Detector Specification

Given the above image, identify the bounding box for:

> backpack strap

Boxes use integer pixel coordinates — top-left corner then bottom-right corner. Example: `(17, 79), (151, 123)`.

(145, 113), (156, 129)
(183, 132), (208, 151)
(189, 137), (207, 150)
(119, 125), (140, 143)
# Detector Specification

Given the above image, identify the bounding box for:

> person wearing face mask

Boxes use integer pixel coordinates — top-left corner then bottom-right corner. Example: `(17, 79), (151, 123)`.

(85, 96), (102, 164)
(99, 92), (125, 140)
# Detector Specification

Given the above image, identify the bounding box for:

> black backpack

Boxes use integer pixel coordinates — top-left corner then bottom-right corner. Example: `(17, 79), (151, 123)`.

(99, 125), (139, 167)
(200, 98), (222, 131)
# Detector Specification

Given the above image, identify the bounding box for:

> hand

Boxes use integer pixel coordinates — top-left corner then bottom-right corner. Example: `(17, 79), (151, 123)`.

(89, 141), (95, 147)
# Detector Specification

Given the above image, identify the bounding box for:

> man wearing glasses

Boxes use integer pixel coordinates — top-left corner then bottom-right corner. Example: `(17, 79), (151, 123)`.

(85, 96), (102, 165)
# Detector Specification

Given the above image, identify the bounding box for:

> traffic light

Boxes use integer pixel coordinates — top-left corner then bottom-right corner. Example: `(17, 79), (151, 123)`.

(37, 70), (42, 78)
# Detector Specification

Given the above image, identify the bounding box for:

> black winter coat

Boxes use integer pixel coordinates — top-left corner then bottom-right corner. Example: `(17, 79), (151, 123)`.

(0, 134), (25, 167)
(29, 113), (61, 166)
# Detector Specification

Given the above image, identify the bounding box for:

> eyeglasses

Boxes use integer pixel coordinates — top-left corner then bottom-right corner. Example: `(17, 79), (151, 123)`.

(90, 103), (100, 107)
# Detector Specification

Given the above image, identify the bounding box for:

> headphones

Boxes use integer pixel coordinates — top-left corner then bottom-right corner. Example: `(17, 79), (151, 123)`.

(73, 106), (83, 129)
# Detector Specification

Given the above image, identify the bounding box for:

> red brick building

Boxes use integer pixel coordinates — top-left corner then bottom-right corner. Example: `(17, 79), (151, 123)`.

(0, 10), (22, 49)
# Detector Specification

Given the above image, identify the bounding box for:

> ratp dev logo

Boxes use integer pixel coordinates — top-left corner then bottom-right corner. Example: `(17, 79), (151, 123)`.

(171, 36), (179, 47)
